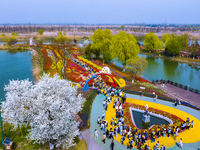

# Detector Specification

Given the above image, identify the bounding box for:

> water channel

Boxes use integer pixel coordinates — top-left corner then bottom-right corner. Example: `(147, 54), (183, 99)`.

(0, 50), (33, 101)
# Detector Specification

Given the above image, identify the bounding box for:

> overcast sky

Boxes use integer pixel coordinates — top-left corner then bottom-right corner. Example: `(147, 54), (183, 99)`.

(0, 0), (199, 24)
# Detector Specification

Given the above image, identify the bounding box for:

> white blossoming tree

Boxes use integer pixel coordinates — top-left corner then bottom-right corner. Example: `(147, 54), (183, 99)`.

(1, 74), (85, 149)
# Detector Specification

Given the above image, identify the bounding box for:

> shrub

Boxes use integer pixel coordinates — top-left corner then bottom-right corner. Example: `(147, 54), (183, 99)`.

(1, 33), (6, 36)
(7, 37), (18, 45)
(38, 29), (44, 35)
(11, 32), (19, 36)
(80, 90), (97, 128)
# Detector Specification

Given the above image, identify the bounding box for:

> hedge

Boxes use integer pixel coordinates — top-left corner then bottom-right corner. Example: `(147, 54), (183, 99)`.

(80, 90), (97, 128)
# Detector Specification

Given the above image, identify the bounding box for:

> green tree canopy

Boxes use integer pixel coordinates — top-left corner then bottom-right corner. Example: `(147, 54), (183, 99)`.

(85, 43), (100, 59)
(85, 43), (92, 59)
(1, 33), (6, 37)
(165, 33), (181, 56)
(126, 57), (148, 83)
(144, 32), (162, 51)
(121, 25), (125, 30)
(38, 29), (44, 35)
(91, 29), (112, 62)
(54, 34), (69, 45)
(11, 32), (19, 36)
(162, 33), (170, 45)
(57, 31), (63, 36)
(179, 33), (188, 51)
(116, 27), (120, 30)
(82, 36), (89, 39)
(190, 39), (200, 56)
(7, 37), (18, 45)
(110, 31), (140, 69)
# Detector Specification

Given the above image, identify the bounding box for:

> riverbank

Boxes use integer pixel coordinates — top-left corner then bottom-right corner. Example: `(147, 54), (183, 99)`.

(0, 44), (29, 51)
(31, 49), (42, 82)
(140, 51), (200, 66)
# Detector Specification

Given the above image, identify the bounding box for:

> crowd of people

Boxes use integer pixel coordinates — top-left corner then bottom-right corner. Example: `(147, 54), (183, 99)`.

(71, 56), (190, 149)
(72, 56), (97, 74)
(93, 83), (193, 150)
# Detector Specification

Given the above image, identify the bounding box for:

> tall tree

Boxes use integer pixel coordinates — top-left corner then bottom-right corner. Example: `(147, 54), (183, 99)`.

(179, 33), (189, 51)
(165, 33), (181, 56)
(11, 32), (19, 36)
(57, 31), (63, 36)
(162, 33), (170, 45)
(2, 74), (85, 149)
(126, 57), (148, 83)
(85, 43), (100, 59)
(144, 32), (162, 51)
(191, 39), (200, 56)
(91, 29), (112, 62)
(110, 31), (140, 70)
(121, 25), (125, 30)
(54, 34), (69, 45)
(7, 37), (18, 45)
(38, 29), (44, 35)
(85, 43), (93, 59)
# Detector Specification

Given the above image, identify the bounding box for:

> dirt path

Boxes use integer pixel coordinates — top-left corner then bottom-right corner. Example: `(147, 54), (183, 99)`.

(31, 49), (41, 82)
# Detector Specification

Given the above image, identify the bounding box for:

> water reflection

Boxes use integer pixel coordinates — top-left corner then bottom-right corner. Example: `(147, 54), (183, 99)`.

(6, 49), (29, 54)
(128, 54), (200, 90)
(163, 60), (178, 78)
(189, 70), (194, 81)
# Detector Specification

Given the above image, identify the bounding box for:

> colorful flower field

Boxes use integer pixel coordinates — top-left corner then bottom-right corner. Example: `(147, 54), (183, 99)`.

(39, 45), (126, 87)
(121, 83), (169, 98)
(38, 44), (154, 89)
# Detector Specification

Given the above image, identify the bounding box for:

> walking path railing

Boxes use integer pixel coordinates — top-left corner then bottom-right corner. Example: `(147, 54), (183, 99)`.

(152, 79), (200, 95)
(122, 89), (200, 110)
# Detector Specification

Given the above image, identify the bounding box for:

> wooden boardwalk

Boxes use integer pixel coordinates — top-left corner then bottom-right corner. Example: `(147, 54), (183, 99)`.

(156, 83), (200, 108)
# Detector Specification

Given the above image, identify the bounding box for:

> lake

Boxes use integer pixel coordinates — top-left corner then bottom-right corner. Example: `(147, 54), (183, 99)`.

(113, 54), (200, 90)
(0, 50), (34, 101)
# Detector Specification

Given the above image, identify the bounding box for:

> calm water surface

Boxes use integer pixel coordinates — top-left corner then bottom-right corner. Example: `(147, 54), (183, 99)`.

(113, 54), (200, 90)
(0, 50), (33, 100)
(132, 110), (169, 129)
(140, 54), (200, 90)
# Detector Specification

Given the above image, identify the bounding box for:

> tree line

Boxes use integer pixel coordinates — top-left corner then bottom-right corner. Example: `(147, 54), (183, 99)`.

(1, 25), (199, 33)
(84, 29), (148, 82)
(144, 32), (199, 56)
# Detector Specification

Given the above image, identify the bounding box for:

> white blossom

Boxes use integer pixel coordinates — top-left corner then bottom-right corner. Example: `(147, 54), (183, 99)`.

(2, 74), (85, 149)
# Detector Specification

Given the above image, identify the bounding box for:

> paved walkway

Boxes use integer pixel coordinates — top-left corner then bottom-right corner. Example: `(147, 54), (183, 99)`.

(82, 93), (200, 150)
(80, 129), (103, 150)
(156, 83), (200, 108)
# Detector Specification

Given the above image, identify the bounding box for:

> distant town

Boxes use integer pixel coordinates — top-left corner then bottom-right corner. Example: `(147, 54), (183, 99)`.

(0, 24), (200, 38)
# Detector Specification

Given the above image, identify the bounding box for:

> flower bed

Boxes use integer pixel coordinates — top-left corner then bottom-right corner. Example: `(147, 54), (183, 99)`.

(121, 83), (170, 98)
(39, 45), (130, 87)
(41, 49), (52, 70)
